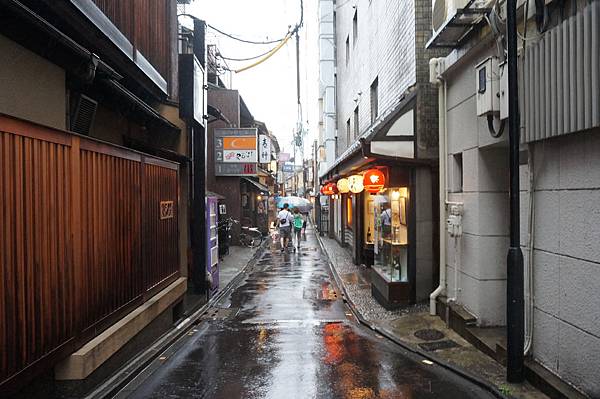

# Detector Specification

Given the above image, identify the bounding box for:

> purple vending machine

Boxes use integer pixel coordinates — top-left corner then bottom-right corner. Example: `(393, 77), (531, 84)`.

(206, 195), (219, 296)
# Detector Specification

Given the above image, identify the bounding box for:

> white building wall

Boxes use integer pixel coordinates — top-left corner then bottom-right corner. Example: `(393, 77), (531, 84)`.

(335, 0), (416, 152)
(318, 0), (336, 177)
(524, 131), (600, 397)
(443, 34), (600, 398)
(443, 43), (509, 327)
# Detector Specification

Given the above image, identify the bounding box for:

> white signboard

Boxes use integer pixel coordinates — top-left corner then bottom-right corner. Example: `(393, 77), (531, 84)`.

(258, 135), (271, 163)
(223, 149), (257, 163)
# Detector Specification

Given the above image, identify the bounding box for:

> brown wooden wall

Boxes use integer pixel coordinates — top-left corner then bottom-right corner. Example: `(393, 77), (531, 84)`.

(0, 114), (179, 391)
(91, 0), (171, 79)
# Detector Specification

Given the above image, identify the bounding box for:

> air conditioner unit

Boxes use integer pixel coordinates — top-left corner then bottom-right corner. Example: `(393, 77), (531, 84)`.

(432, 0), (470, 32)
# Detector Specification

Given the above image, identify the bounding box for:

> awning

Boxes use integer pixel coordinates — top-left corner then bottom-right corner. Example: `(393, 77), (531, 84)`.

(321, 90), (417, 180)
(242, 177), (269, 194)
(206, 191), (225, 200)
(425, 0), (491, 49)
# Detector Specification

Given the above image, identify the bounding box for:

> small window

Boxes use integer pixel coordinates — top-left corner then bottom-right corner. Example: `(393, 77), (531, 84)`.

(452, 153), (463, 193)
(346, 118), (351, 146)
(352, 10), (358, 45)
(353, 107), (359, 139)
(345, 36), (350, 65)
(370, 77), (378, 123)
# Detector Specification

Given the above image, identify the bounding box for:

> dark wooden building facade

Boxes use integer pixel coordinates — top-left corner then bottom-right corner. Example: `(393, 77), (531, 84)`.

(0, 0), (193, 393)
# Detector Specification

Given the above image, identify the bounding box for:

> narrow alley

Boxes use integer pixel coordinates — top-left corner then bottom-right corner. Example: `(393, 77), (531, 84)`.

(117, 226), (493, 399)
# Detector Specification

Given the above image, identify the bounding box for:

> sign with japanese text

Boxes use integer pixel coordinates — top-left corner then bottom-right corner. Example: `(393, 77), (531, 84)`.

(160, 201), (174, 220)
(258, 134), (271, 163)
(215, 128), (258, 176)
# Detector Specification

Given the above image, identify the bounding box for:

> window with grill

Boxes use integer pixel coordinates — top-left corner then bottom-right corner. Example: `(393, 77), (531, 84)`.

(370, 77), (378, 124)
(354, 107), (359, 139)
(345, 36), (350, 65)
(352, 10), (358, 45)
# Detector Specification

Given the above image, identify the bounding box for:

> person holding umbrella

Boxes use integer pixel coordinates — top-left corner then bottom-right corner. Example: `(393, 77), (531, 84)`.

(276, 203), (294, 253)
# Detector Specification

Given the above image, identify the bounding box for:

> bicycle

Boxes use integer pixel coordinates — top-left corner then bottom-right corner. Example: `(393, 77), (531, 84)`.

(218, 217), (263, 248)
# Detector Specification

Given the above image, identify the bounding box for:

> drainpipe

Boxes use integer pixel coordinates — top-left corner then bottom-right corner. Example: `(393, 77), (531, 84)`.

(429, 58), (447, 316)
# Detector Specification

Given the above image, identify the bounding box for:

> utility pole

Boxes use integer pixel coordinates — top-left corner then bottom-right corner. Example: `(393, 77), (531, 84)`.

(506, 0), (524, 383)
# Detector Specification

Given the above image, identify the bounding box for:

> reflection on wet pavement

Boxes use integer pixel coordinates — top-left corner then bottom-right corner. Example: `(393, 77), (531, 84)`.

(125, 227), (493, 399)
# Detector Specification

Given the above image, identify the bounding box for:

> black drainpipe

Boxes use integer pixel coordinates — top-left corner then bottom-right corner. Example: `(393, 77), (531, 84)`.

(506, 0), (524, 383)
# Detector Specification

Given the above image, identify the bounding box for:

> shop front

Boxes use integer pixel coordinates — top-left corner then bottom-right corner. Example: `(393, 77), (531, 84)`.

(325, 166), (417, 308)
(321, 92), (435, 309)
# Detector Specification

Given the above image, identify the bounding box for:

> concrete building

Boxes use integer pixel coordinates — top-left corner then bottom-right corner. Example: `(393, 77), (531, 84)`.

(428, 0), (600, 396)
(317, 0), (447, 308)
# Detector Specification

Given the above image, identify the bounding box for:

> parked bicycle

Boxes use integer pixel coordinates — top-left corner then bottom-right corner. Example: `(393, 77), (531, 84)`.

(218, 217), (263, 248)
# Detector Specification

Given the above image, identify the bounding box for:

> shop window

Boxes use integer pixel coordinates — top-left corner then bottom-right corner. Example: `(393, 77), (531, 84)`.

(371, 187), (409, 282)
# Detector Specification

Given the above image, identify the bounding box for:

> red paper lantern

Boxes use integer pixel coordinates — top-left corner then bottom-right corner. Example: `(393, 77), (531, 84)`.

(322, 182), (339, 195)
(363, 169), (386, 193)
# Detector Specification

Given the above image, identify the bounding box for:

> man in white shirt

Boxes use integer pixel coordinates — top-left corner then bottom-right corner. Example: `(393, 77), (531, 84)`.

(277, 203), (294, 252)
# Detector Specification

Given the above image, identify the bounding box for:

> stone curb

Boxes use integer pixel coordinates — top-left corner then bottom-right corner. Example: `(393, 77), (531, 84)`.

(85, 238), (270, 399)
(314, 232), (509, 399)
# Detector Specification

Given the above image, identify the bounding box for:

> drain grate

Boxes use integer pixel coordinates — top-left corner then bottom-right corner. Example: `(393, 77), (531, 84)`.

(200, 307), (239, 321)
(418, 340), (460, 352)
(414, 328), (445, 341)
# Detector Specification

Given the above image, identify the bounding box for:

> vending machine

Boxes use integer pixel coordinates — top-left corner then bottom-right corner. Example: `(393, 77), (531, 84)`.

(206, 195), (219, 296)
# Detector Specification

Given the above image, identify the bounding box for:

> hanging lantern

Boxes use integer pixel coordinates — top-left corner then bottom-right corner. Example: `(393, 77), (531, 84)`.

(347, 174), (364, 193)
(336, 178), (350, 193)
(363, 169), (386, 193)
(322, 182), (338, 195)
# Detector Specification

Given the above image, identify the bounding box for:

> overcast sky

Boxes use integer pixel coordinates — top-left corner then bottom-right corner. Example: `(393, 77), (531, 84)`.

(185, 0), (319, 160)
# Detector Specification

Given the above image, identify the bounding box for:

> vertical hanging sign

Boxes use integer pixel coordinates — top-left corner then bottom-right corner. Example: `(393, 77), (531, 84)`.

(258, 134), (271, 163)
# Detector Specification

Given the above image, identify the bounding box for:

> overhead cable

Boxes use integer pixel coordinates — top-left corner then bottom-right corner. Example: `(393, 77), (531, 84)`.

(207, 23), (289, 45)
(234, 32), (293, 73)
(217, 46), (280, 62)
(178, 13), (289, 44)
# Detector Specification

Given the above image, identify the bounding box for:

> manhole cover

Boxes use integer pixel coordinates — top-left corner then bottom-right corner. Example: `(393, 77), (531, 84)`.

(418, 340), (460, 352)
(414, 328), (445, 341)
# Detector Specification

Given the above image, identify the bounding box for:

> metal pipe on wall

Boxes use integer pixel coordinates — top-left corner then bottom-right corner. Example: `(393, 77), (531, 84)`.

(429, 58), (447, 316)
(506, 0), (525, 383)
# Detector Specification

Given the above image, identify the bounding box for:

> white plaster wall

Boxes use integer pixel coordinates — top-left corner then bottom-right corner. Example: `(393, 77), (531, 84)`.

(319, 0), (337, 175)
(335, 0), (416, 152)
(0, 34), (66, 130)
(444, 43), (510, 326)
(526, 130), (600, 397)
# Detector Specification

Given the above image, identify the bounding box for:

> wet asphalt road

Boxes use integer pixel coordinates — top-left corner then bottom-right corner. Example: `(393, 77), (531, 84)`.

(121, 226), (493, 399)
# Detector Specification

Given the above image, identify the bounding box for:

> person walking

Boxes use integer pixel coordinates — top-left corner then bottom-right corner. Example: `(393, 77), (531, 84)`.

(277, 203), (294, 252)
(292, 208), (304, 252)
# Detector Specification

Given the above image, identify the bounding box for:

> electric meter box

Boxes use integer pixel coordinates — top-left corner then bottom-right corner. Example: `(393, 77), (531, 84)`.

(475, 57), (500, 117)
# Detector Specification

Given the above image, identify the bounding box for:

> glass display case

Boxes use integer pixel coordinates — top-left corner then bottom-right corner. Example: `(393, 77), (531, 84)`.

(370, 187), (409, 282)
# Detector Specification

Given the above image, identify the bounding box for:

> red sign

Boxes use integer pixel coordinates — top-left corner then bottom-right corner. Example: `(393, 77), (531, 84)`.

(243, 163), (256, 174)
(363, 169), (386, 193)
(321, 183), (339, 195)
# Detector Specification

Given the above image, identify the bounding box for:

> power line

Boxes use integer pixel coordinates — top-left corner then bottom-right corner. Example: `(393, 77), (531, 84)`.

(207, 22), (289, 45)
(178, 13), (290, 44)
(217, 46), (280, 62)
